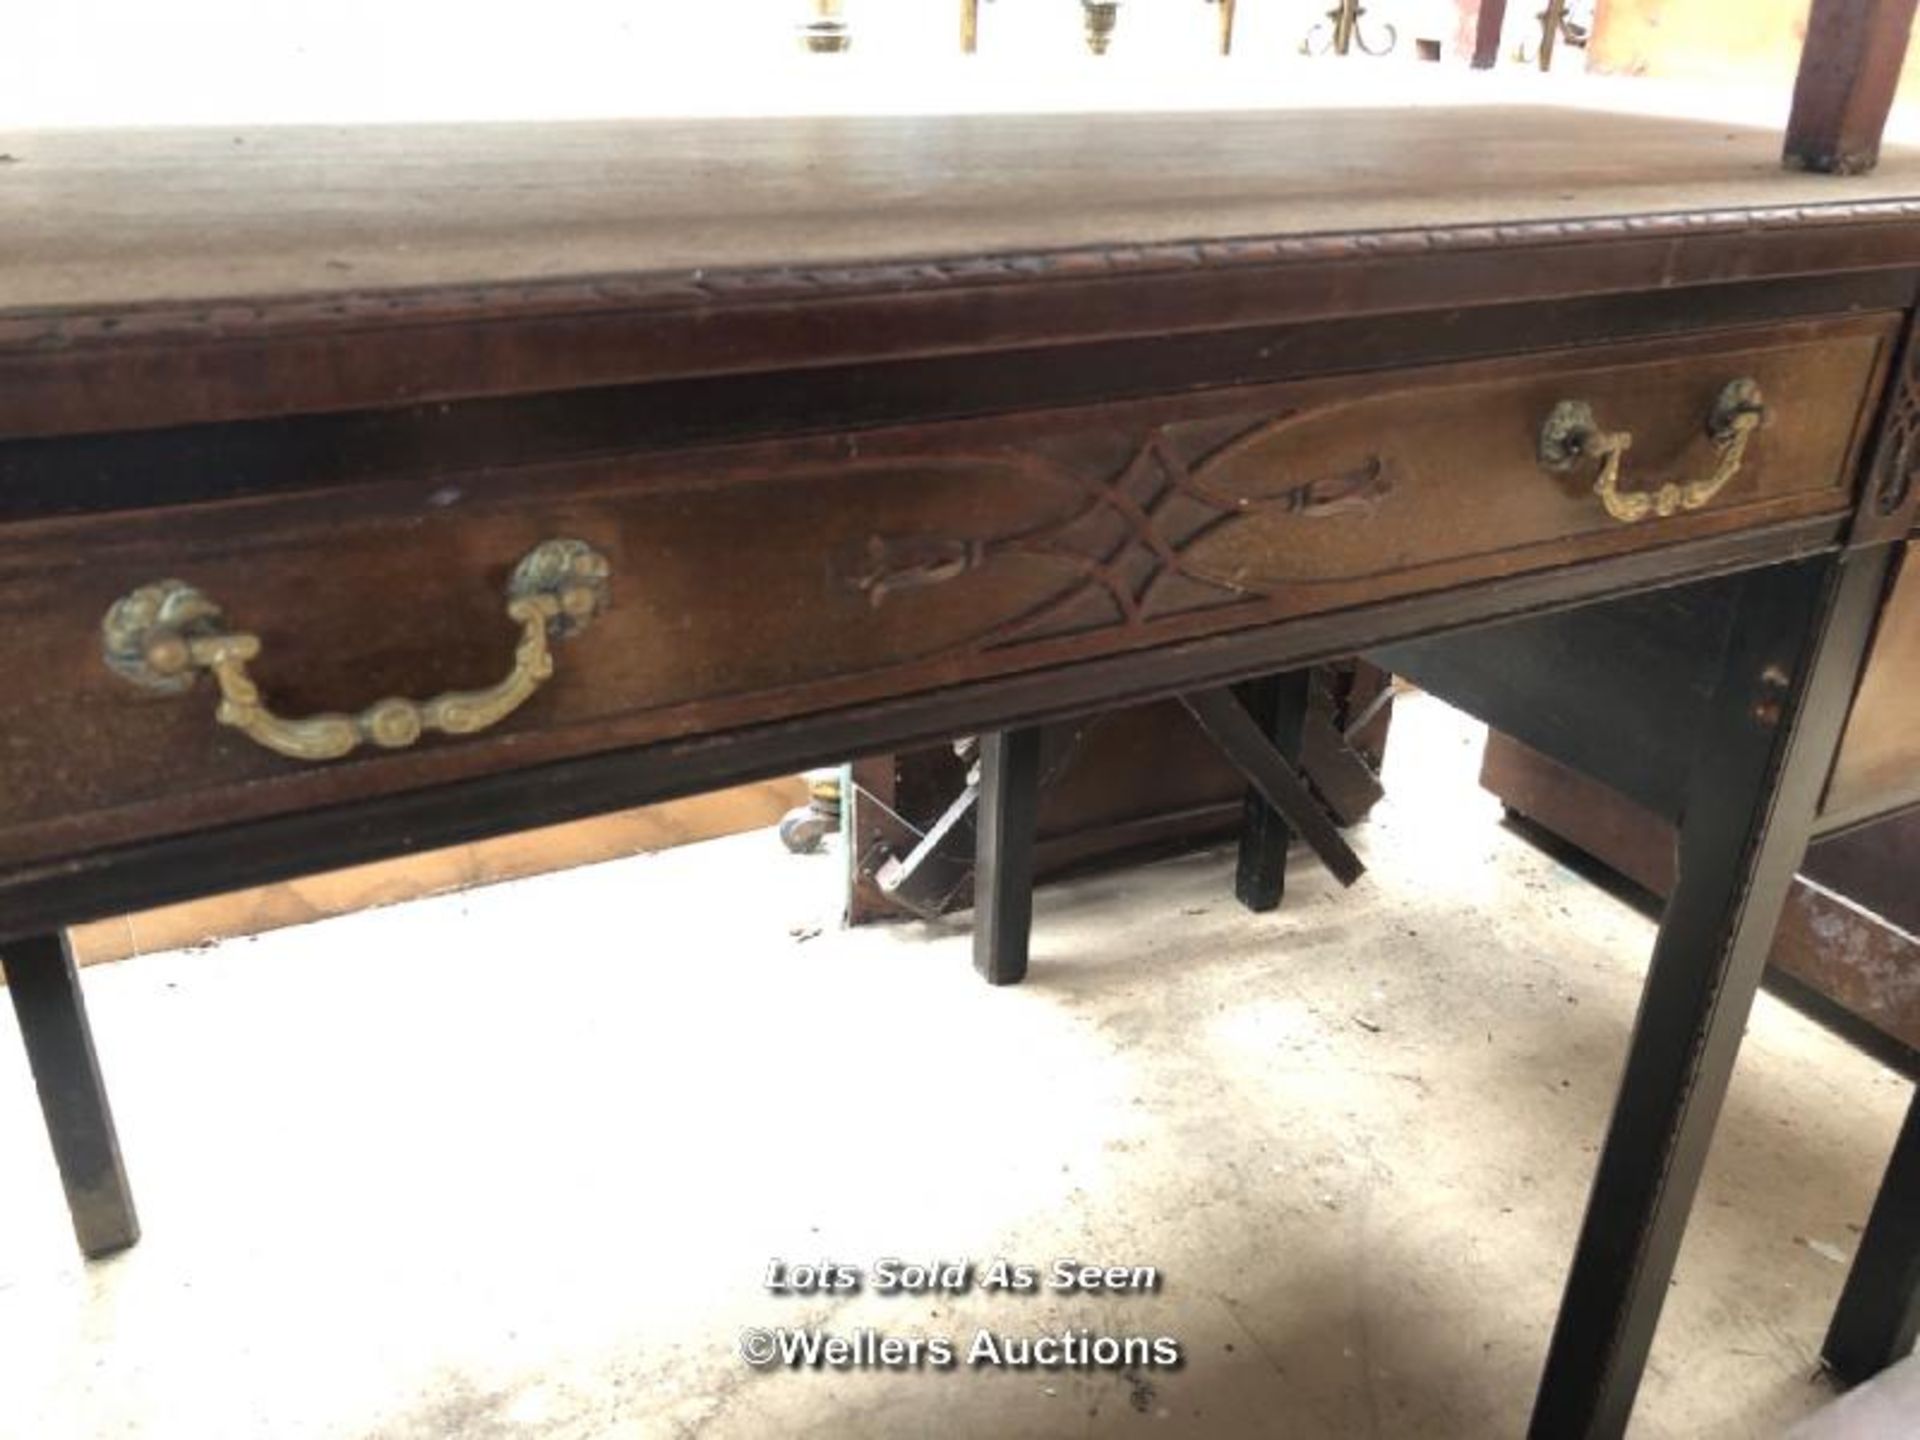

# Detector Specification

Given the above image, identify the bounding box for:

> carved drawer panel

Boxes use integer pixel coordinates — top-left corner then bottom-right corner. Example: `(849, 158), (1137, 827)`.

(1824, 539), (1920, 828)
(0, 315), (1893, 867)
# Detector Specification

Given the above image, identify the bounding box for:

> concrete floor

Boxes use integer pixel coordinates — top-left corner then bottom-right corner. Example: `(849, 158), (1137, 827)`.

(1, 697), (1910, 1439)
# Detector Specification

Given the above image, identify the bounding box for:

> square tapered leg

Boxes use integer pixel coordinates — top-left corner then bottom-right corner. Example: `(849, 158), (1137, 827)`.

(1233, 671), (1313, 913)
(4, 931), (140, 1258)
(973, 727), (1043, 986)
(1824, 1088), (1920, 1384)
(1528, 550), (1895, 1439)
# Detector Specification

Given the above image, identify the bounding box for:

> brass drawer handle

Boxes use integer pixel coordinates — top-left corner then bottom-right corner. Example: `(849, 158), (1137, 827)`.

(101, 539), (610, 763)
(1538, 379), (1765, 523)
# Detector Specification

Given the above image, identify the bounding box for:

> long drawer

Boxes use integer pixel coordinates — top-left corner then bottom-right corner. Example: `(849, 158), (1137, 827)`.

(0, 315), (1894, 868)
(1825, 539), (1920, 828)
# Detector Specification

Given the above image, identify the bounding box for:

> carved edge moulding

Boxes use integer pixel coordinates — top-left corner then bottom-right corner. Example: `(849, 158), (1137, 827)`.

(12, 198), (1920, 352)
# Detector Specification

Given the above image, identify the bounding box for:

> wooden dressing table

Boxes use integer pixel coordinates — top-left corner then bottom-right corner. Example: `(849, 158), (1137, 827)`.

(5, 14), (1920, 1435)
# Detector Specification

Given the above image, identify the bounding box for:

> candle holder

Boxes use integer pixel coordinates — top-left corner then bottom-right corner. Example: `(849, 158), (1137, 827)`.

(1301, 0), (1396, 57)
(1081, 0), (1120, 55)
(800, 0), (852, 53)
(1208, 0), (1238, 55)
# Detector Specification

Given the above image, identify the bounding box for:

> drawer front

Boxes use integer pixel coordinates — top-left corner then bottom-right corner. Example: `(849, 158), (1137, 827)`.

(1825, 540), (1920, 827)
(0, 316), (1892, 867)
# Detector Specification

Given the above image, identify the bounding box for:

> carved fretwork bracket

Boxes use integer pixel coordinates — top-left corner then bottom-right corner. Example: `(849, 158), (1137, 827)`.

(1855, 311), (1920, 546)
(843, 416), (1392, 655)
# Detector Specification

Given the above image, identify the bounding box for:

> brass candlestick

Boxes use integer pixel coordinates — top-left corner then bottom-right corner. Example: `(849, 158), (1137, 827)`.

(1082, 0), (1120, 55)
(1213, 0), (1237, 55)
(801, 0), (851, 53)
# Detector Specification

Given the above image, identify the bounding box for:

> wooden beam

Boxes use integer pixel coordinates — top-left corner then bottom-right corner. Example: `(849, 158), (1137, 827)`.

(1180, 688), (1364, 888)
(1232, 672), (1311, 912)
(1785, 0), (1920, 174)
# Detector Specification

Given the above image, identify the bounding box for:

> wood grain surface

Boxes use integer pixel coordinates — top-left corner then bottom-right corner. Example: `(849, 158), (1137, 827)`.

(7, 107), (1920, 312)
(61, 777), (805, 967)
(5, 105), (1920, 437)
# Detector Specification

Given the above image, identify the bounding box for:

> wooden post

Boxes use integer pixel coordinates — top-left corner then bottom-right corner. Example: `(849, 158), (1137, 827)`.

(1232, 673), (1312, 912)
(1824, 1089), (1920, 1384)
(1472, 0), (1509, 69)
(1784, 0), (1920, 174)
(972, 728), (1043, 986)
(1537, 0), (1566, 72)
(961, 0), (979, 53)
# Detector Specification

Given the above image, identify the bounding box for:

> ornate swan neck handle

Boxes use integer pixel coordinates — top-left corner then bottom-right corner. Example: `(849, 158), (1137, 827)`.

(101, 539), (610, 764)
(1538, 379), (1766, 524)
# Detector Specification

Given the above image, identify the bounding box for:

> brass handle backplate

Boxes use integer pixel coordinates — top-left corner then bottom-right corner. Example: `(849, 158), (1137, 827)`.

(102, 539), (611, 763)
(1538, 378), (1766, 523)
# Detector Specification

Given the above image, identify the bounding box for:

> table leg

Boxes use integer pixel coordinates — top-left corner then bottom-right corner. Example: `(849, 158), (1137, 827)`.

(973, 727), (1043, 986)
(3, 931), (140, 1258)
(1527, 549), (1895, 1439)
(1824, 1087), (1920, 1383)
(1785, 0), (1920, 174)
(1234, 672), (1312, 913)
(1181, 688), (1364, 888)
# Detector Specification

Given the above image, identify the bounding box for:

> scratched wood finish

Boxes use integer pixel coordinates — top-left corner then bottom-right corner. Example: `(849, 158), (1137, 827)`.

(6, 108), (1920, 439)
(0, 317), (1890, 871)
(14, 109), (1920, 316)
(1825, 539), (1920, 826)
